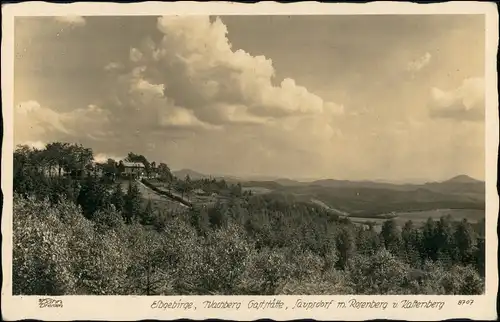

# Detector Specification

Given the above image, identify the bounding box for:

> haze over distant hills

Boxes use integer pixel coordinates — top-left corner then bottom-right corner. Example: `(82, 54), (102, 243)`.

(172, 169), (210, 180)
(172, 169), (303, 183)
(173, 169), (483, 186)
(172, 169), (484, 216)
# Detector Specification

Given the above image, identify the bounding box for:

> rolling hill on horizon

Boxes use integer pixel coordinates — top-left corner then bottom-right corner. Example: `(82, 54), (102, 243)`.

(173, 169), (484, 187)
(442, 174), (483, 184)
(173, 169), (484, 217)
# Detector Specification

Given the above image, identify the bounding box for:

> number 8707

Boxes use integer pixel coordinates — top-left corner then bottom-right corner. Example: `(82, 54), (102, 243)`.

(457, 300), (474, 306)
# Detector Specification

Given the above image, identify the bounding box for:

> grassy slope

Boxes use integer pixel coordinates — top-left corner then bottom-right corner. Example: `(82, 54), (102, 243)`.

(120, 179), (188, 212)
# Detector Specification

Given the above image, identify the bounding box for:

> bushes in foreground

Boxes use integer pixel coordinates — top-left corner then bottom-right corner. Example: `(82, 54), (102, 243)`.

(13, 195), (484, 295)
(13, 196), (130, 295)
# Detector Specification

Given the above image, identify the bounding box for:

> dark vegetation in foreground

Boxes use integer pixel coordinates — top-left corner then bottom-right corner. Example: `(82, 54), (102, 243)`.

(13, 143), (485, 295)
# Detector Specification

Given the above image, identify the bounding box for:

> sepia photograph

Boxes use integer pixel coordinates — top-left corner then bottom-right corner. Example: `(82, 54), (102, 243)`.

(2, 1), (498, 321)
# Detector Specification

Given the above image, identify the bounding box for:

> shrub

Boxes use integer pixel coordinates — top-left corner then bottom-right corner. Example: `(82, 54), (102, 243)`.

(13, 196), (78, 295)
(281, 269), (353, 295)
(346, 248), (410, 294)
(190, 223), (253, 294)
(422, 262), (484, 295)
(14, 195), (130, 295)
(237, 247), (294, 295)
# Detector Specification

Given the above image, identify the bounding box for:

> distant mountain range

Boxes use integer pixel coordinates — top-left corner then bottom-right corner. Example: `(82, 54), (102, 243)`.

(172, 169), (484, 216)
(173, 169), (483, 187)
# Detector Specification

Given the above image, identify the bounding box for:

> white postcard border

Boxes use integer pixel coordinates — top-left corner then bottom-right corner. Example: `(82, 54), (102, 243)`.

(2, 2), (498, 321)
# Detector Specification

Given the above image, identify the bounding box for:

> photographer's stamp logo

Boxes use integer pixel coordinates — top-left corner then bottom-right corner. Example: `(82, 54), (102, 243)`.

(39, 298), (63, 308)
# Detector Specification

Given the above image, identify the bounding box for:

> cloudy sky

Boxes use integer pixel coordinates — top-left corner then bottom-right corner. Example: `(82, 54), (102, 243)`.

(14, 15), (485, 182)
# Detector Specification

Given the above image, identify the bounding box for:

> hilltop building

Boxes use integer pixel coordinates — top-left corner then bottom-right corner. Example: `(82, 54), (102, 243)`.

(122, 161), (145, 179)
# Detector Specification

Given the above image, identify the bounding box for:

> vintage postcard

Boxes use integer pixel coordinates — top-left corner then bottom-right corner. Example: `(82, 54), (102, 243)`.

(1, 1), (498, 321)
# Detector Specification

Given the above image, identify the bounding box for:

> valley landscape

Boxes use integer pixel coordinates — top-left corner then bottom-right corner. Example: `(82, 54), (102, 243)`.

(170, 169), (485, 232)
(12, 14), (486, 297)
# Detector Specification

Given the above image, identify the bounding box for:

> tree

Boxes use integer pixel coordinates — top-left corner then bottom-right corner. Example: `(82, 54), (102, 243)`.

(176, 179), (192, 200)
(43, 142), (68, 177)
(152, 215), (201, 294)
(74, 227), (130, 294)
(191, 223), (253, 294)
(77, 176), (111, 219)
(102, 158), (118, 180)
(190, 206), (211, 235)
(401, 220), (421, 266)
(141, 199), (155, 225)
(14, 145), (37, 173)
(67, 144), (93, 175)
(124, 227), (167, 295)
(93, 205), (125, 232)
(158, 163), (172, 181)
(208, 202), (228, 229)
(13, 196), (79, 295)
(347, 249), (410, 294)
(231, 183), (243, 197)
(226, 197), (248, 226)
(176, 180), (186, 199)
(474, 237), (485, 277)
(44, 142), (93, 177)
(318, 226), (339, 271)
(48, 176), (78, 204)
(110, 183), (125, 213)
(184, 175), (193, 200)
(13, 196), (130, 295)
(421, 218), (438, 261)
(31, 146), (47, 168)
(238, 247), (293, 295)
(117, 160), (125, 176)
(380, 219), (402, 256)
(124, 180), (142, 224)
(437, 264), (484, 295)
(401, 220), (414, 246)
(336, 226), (356, 269)
(435, 215), (455, 265)
(356, 225), (381, 256)
(149, 161), (157, 178)
(453, 219), (477, 264)
(14, 145), (47, 196)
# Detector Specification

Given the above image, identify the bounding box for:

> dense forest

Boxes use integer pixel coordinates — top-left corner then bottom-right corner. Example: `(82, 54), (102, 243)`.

(13, 142), (485, 295)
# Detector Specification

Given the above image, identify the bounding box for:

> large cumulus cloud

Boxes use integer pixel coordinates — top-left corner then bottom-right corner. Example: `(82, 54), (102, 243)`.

(429, 77), (485, 122)
(15, 101), (110, 145)
(118, 16), (344, 128)
(16, 15), (344, 172)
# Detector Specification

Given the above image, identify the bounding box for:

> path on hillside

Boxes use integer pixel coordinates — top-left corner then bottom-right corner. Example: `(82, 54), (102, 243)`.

(310, 198), (373, 230)
(135, 180), (190, 208)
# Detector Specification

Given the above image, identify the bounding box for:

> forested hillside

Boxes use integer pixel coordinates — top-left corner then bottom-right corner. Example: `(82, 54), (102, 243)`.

(13, 142), (485, 295)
